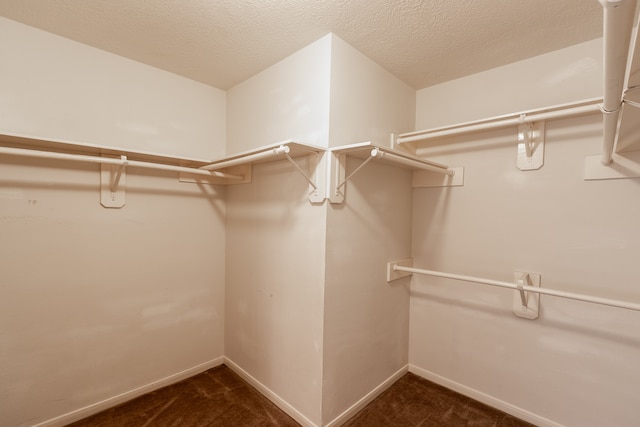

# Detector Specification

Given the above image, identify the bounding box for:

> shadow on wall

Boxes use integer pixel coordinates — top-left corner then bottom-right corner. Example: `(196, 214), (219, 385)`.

(410, 285), (640, 348)
(0, 156), (227, 215)
(411, 185), (456, 268)
(223, 157), (315, 225)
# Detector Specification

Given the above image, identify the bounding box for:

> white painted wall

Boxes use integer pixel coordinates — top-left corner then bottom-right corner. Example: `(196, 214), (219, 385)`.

(322, 159), (412, 424)
(226, 34), (332, 154)
(0, 17), (226, 160)
(0, 159), (227, 427)
(0, 18), (227, 427)
(320, 37), (415, 424)
(223, 37), (333, 425)
(415, 38), (603, 130)
(411, 40), (640, 427)
(224, 159), (327, 426)
(328, 35), (415, 147)
(224, 34), (415, 426)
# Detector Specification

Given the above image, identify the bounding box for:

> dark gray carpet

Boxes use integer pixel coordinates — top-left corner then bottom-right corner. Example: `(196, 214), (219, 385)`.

(67, 365), (533, 426)
(343, 372), (533, 427)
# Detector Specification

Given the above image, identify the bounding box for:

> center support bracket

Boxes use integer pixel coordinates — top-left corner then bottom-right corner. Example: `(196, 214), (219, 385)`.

(284, 150), (326, 204)
(513, 271), (541, 319)
(100, 155), (127, 208)
(517, 118), (545, 170)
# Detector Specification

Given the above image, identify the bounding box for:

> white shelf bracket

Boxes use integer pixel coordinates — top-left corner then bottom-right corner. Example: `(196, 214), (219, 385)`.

(517, 116), (544, 170)
(284, 150), (326, 203)
(330, 148), (383, 204)
(101, 155), (127, 208)
(513, 271), (540, 320)
(337, 149), (380, 190)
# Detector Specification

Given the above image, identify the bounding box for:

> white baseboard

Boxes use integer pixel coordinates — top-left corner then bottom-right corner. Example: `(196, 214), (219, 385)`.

(34, 357), (225, 427)
(223, 357), (319, 427)
(224, 357), (407, 427)
(324, 364), (408, 427)
(408, 364), (564, 427)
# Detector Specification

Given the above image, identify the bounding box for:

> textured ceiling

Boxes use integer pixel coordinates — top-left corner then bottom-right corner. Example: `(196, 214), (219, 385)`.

(0, 0), (604, 90)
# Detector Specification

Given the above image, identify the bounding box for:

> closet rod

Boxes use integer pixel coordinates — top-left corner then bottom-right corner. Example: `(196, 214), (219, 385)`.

(372, 148), (454, 175)
(0, 146), (243, 180)
(600, 0), (637, 164)
(393, 265), (640, 312)
(200, 145), (289, 171)
(396, 99), (602, 145)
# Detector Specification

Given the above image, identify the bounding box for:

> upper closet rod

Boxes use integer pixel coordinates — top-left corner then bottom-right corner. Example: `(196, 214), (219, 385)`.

(392, 264), (640, 312)
(600, 0), (637, 164)
(396, 99), (602, 144)
(200, 145), (289, 171)
(0, 146), (243, 180)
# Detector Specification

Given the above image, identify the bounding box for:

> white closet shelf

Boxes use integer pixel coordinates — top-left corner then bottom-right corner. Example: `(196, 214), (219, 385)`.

(0, 131), (323, 174)
(185, 141), (325, 199)
(0, 131), (325, 207)
(327, 142), (463, 203)
(202, 140), (323, 172)
(330, 141), (453, 174)
(0, 130), (213, 168)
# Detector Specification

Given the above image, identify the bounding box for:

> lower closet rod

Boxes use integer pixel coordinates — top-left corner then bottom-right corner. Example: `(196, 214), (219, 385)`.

(393, 265), (640, 312)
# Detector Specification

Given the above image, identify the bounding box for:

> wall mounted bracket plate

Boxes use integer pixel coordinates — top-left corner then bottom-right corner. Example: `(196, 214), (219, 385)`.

(100, 160), (126, 208)
(386, 258), (413, 282)
(513, 271), (541, 319)
(517, 121), (545, 171)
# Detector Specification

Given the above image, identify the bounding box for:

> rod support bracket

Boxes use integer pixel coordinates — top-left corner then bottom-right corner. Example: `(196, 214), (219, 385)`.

(100, 155), (126, 208)
(517, 118), (545, 170)
(387, 259), (413, 282)
(513, 271), (541, 319)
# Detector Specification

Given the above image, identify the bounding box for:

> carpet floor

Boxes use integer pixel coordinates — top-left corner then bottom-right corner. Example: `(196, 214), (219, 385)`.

(67, 365), (533, 426)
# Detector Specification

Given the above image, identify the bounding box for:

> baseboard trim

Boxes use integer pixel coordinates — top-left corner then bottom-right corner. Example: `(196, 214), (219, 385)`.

(324, 364), (408, 427)
(408, 364), (564, 427)
(34, 357), (225, 427)
(223, 357), (319, 427)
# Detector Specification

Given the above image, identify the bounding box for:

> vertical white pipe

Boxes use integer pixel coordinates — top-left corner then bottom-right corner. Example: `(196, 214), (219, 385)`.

(600, 0), (637, 164)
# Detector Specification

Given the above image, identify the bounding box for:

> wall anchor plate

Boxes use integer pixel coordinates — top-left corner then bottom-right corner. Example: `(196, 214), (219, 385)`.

(517, 121), (545, 171)
(513, 271), (540, 319)
(100, 162), (126, 208)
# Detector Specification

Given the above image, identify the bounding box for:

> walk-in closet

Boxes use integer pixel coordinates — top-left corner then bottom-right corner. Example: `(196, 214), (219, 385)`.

(1, 1), (639, 426)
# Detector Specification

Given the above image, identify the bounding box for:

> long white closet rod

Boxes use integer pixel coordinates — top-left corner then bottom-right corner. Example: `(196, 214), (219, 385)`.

(0, 146), (243, 179)
(394, 265), (640, 312)
(396, 100), (601, 144)
(200, 145), (289, 171)
(600, 0), (637, 164)
(372, 148), (454, 175)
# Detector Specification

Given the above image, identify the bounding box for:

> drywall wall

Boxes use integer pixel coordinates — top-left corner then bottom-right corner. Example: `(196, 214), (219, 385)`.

(0, 18), (227, 427)
(328, 34), (415, 148)
(224, 159), (327, 426)
(415, 38), (603, 130)
(322, 158), (412, 424)
(224, 36), (332, 426)
(410, 40), (640, 427)
(320, 35), (414, 424)
(226, 34), (332, 154)
(224, 34), (416, 426)
(0, 17), (226, 160)
(0, 158), (227, 427)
